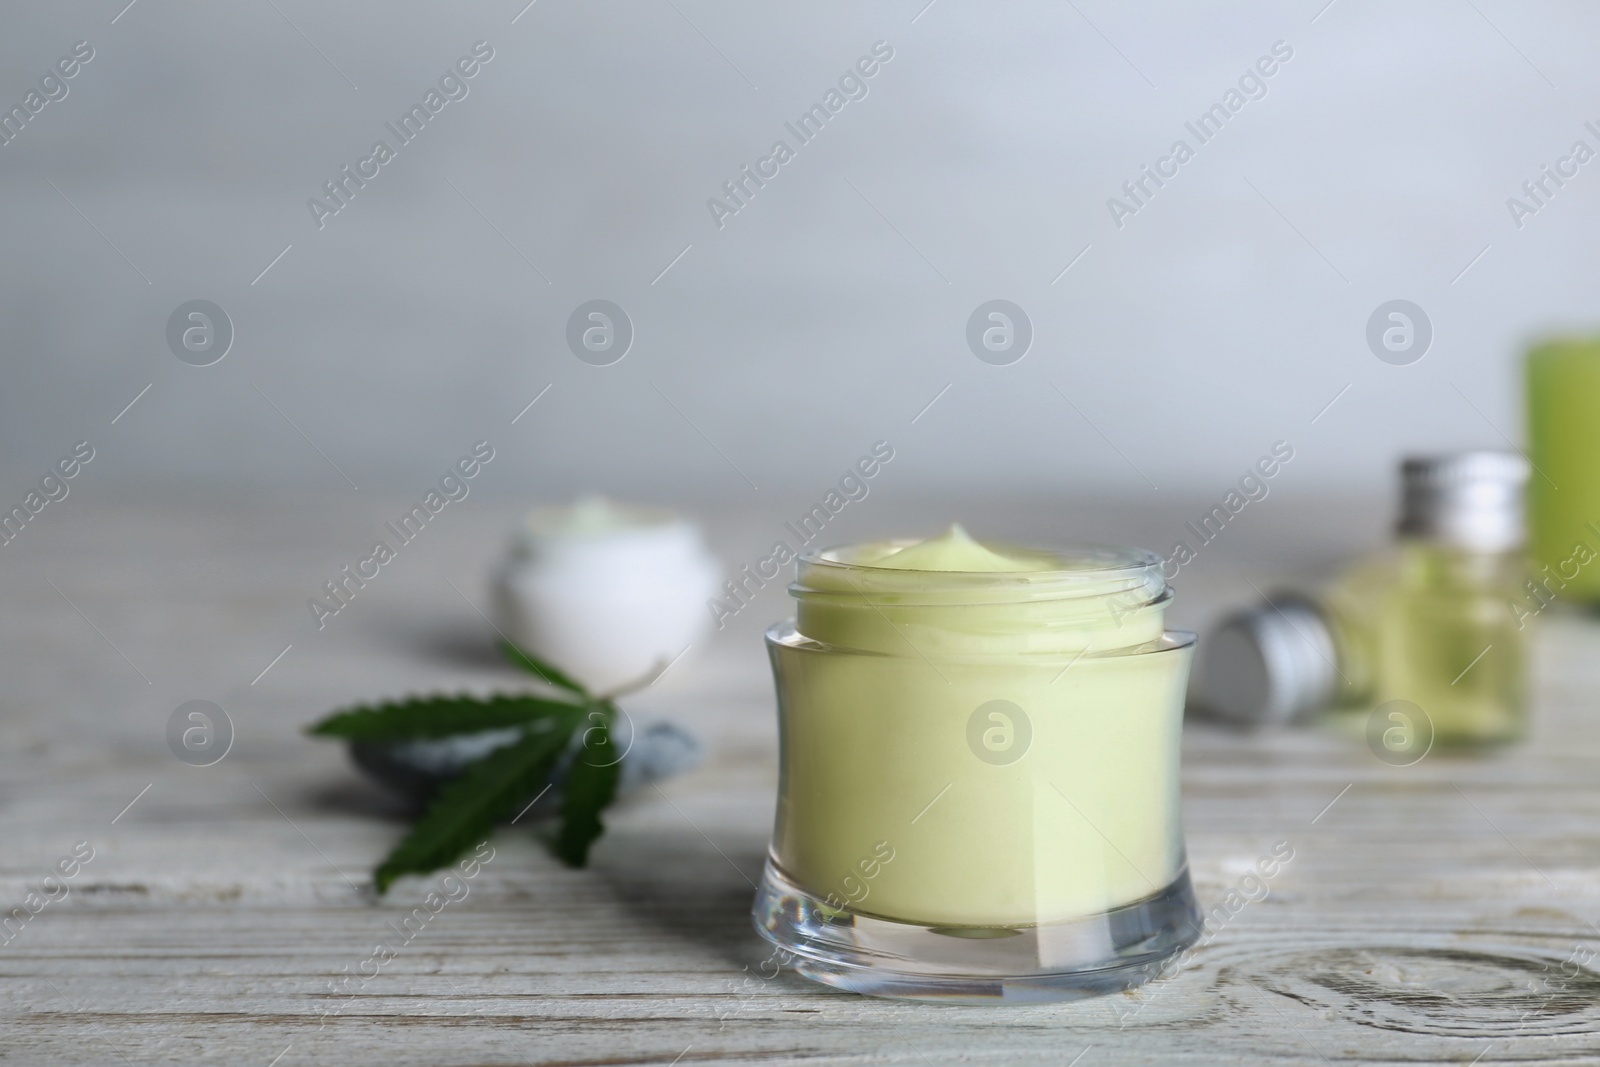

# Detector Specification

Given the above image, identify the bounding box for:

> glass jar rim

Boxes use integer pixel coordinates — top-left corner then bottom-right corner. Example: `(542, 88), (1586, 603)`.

(791, 539), (1167, 607)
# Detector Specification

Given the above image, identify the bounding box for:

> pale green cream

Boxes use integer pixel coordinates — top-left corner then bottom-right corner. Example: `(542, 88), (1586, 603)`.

(521, 495), (667, 537)
(767, 529), (1193, 928)
(865, 523), (1039, 571)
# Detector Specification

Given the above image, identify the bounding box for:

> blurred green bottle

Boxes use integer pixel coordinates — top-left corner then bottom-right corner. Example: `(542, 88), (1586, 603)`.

(1527, 339), (1600, 604)
(1193, 453), (1530, 749)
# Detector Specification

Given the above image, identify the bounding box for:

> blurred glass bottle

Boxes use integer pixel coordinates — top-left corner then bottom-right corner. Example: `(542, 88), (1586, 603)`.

(1193, 452), (1530, 747)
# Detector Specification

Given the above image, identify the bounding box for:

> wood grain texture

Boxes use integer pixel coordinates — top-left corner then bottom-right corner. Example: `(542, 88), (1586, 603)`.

(3, 497), (1599, 1066)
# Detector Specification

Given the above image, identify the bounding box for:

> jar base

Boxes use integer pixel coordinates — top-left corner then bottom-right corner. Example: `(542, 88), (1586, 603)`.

(752, 860), (1202, 1004)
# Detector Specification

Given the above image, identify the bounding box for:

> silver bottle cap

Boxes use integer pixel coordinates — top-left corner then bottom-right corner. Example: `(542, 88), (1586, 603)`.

(1396, 451), (1529, 551)
(1191, 596), (1338, 726)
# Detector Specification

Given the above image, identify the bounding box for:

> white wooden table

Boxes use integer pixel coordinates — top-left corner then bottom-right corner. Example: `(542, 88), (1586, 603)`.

(5, 494), (1599, 1065)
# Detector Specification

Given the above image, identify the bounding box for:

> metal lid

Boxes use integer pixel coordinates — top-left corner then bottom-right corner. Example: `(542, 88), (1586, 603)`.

(1396, 451), (1529, 551)
(1192, 596), (1338, 726)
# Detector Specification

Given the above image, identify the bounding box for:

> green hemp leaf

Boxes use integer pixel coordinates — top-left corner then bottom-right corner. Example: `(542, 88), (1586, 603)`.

(309, 692), (581, 740)
(309, 647), (633, 893)
(498, 640), (586, 695)
(554, 703), (622, 867)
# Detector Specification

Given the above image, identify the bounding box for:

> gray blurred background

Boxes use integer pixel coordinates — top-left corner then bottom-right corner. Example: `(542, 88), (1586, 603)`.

(1, 0), (1591, 508)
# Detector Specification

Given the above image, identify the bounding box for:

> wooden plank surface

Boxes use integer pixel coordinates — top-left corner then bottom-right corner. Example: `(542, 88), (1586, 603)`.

(3, 495), (1599, 1065)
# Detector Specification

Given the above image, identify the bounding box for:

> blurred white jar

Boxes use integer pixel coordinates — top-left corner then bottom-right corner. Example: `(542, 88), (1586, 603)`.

(493, 497), (721, 693)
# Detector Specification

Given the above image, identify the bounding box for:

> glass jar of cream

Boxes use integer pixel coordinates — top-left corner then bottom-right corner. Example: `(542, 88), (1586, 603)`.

(754, 525), (1200, 1002)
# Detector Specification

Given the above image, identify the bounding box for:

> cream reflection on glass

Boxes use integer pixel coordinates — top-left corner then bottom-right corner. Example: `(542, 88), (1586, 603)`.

(754, 525), (1201, 1002)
